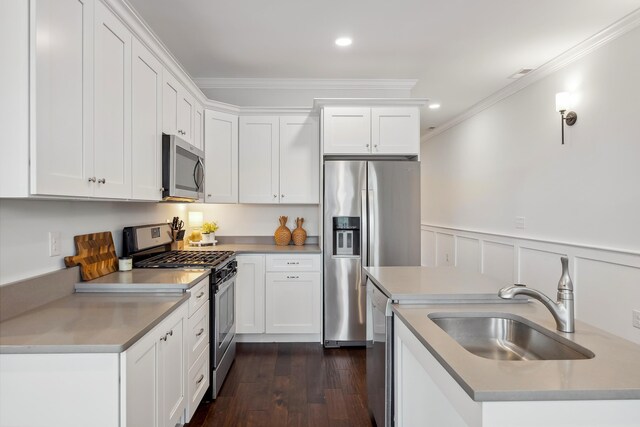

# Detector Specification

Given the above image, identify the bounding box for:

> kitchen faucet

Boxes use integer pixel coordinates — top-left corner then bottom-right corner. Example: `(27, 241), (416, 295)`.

(498, 256), (575, 333)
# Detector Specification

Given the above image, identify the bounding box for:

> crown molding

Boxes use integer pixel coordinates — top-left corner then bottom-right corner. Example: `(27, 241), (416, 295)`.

(313, 98), (428, 111)
(194, 78), (418, 91)
(422, 7), (640, 143)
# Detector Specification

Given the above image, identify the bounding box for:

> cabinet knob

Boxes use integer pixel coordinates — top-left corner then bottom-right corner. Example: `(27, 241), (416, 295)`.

(207, 194), (212, 197)
(97, 178), (106, 184)
(88, 177), (96, 183)
(366, 144), (370, 148)
(273, 194), (277, 198)
(281, 194), (285, 198)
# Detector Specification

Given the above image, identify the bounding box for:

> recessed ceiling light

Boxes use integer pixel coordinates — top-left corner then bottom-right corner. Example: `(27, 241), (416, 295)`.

(428, 103), (441, 110)
(335, 37), (352, 47)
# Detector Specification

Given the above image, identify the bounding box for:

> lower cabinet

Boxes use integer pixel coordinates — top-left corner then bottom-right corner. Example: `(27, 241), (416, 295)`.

(265, 272), (321, 334)
(236, 253), (322, 340)
(123, 301), (188, 427)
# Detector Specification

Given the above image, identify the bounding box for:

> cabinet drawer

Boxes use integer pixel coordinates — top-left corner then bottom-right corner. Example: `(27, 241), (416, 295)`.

(265, 254), (320, 272)
(188, 278), (209, 317)
(188, 302), (209, 369)
(186, 344), (210, 422)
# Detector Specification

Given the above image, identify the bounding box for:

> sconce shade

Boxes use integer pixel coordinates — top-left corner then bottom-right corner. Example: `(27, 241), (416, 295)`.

(556, 92), (571, 112)
(188, 211), (203, 227)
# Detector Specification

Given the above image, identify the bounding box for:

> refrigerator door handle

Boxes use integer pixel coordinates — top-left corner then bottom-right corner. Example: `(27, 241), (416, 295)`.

(361, 189), (368, 287)
(368, 189), (376, 268)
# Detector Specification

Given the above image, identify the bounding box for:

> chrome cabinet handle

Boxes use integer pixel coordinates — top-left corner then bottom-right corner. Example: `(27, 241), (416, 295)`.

(196, 291), (205, 299)
(207, 193), (212, 197)
(168, 330), (173, 337)
(160, 334), (167, 342)
(195, 328), (205, 337)
(97, 178), (106, 184)
(196, 374), (205, 385)
(286, 261), (299, 265)
(286, 275), (300, 279)
(88, 177), (96, 183)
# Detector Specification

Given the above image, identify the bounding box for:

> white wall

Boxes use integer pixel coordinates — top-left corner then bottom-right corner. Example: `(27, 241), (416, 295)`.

(0, 199), (180, 285)
(184, 203), (319, 237)
(420, 26), (640, 343)
(201, 87), (411, 107)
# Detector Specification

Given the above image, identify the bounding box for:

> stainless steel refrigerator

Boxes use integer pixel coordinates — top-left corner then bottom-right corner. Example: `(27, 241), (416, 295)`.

(323, 160), (421, 347)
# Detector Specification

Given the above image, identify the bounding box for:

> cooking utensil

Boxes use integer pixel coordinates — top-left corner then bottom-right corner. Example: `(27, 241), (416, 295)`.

(64, 232), (118, 280)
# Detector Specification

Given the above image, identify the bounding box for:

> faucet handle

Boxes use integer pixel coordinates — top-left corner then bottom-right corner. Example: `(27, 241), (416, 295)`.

(558, 256), (573, 292)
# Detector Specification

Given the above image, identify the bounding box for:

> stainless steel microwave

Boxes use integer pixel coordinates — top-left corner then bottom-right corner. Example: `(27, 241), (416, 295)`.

(162, 134), (205, 202)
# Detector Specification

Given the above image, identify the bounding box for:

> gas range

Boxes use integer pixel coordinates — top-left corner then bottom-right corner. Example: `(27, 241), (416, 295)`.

(134, 250), (234, 269)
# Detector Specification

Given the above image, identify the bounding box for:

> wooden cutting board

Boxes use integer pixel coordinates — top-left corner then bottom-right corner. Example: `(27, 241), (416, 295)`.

(64, 232), (118, 281)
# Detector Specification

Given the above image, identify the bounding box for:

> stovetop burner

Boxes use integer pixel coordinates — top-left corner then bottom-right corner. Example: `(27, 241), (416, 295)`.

(134, 250), (234, 269)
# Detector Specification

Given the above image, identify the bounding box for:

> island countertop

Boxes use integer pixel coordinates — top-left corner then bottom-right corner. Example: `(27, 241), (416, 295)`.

(0, 293), (188, 354)
(394, 302), (640, 401)
(364, 266), (522, 302)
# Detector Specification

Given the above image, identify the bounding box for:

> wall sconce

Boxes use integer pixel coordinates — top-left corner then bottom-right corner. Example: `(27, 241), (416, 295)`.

(555, 92), (577, 145)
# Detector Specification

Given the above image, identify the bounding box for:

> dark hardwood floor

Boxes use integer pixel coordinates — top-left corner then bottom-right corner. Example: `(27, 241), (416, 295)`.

(187, 343), (373, 427)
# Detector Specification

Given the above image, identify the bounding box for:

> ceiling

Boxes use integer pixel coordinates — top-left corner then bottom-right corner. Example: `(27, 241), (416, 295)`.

(127, 0), (640, 133)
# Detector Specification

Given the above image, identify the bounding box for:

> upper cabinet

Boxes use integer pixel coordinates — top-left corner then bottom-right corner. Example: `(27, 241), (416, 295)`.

(93, 1), (132, 199)
(163, 70), (195, 144)
(31, 0), (95, 197)
(131, 38), (163, 201)
(279, 116), (320, 204)
(204, 110), (239, 203)
(239, 115), (319, 204)
(322, 105), (421, 156)
(194, 104), (204, 150)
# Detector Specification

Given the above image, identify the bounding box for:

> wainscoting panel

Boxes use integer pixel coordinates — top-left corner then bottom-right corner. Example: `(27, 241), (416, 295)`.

(575, 257), (640, 344)
(455, 236), (481, 273)
(482, 241), (515, 284)
(519, 247), (567, 299)
(421, 228), (436, 267)
(420, 224), (640, 344)
(436, 232), (455, 267)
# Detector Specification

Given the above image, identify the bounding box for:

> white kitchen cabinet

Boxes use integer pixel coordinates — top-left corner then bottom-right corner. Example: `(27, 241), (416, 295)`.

(162, 70), (194, 143)
(239, 116), (280, 203)
(93, 1), (132, 199)
(31, 0), (94, 197)
(124, 301), (188, 427)
(178, 92), (195, 144)
(184, 279), (210, 422)
(239, 115), (319, 204)
(131, 38), (163, 201)
(236, 255), (266, 334)
(323, 107), (371, 155)
(279, 116), (319, 203)
(322, 106), (420, 156)
(371, 107), (420, 155)
(194, 104), (204, 150)
(265, 272), (321, 334)
(204, 110), (239, 203)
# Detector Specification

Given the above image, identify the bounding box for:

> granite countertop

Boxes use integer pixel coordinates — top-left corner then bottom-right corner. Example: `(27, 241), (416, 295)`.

(394, 303), (640, 401)
(0, 293), (188, 354)
(75, 269), (210, 293)
(183, 243), (322, 254)
(364, 266), (523, 302)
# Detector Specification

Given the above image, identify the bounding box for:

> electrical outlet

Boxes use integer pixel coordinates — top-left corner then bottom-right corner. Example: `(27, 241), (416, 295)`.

(49, 232), (61, 257)
(515, 216), (526, 230)
(633, 309), (640, 329)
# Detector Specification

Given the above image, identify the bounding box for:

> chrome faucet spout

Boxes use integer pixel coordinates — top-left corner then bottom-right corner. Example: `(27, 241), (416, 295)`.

(498, 256), (575, 333)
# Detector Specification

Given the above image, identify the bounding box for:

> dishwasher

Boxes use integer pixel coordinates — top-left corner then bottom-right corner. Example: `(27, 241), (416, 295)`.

(367, 278), (393, 427)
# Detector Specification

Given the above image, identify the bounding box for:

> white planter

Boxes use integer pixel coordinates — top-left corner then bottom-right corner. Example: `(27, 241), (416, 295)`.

(201, 232), (215, 243)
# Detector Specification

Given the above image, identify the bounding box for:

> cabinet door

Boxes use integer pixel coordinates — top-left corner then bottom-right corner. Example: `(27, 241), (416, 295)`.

(265, 272), (321, 334)
(279, 116), (319, 204)
(162, 71), (179, 135)
(204, 110), (238, 203)
(131, 38), (163, 201)
(194, 104), (204, 150)
(239, 116), (280, 203)
(159, 308), (187, 427)
(236, 255), (265, 334)
(178, 92), (194, 143)
(371, 107), (420, 155)
(323, 107), (371, 155)
(123, 327), (160, 427)
(32, 0), (94, 196)
(93, 1), (131, 198)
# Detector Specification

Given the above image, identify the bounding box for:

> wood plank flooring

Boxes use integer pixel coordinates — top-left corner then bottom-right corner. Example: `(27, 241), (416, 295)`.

(187, 343), (374, 427)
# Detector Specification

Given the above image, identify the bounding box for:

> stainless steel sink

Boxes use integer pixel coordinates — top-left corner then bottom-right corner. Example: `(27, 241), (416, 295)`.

(428, 313), (595, 361)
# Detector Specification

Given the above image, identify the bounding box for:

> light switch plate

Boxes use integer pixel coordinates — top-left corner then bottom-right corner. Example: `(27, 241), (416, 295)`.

(49, 231), (61, 257)
(633, 309), (640, 329)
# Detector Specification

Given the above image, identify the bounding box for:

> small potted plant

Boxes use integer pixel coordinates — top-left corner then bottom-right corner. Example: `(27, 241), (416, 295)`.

(201, 221), (219, 244)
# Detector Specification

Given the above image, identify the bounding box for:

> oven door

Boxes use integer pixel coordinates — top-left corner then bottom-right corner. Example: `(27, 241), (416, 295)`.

(213, 274), (236, 367)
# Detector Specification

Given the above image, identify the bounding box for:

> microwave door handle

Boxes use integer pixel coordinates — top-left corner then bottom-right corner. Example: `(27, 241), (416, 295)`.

(193, 158), (204, 191)
(197, 159), (205, 190)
